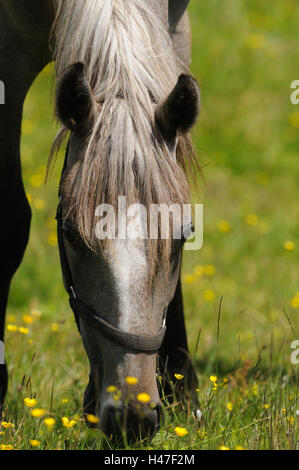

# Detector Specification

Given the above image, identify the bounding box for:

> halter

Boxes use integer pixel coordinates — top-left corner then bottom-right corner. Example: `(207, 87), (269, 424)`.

(55, 146), (166, 353)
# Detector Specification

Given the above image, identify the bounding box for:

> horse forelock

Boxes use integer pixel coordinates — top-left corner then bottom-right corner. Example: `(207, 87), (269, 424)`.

(50, 0), (197, 272)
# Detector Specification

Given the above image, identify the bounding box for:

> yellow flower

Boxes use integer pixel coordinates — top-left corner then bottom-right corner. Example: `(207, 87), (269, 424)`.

(137, 393), (151, 404)
(235, 445), (245, 450)
(193, 265), (204, 276)
(33, 198), (45, 211)
(31, 408), (46, 418)
(51, 323), (59, 332)
(183, 274), (196, 284)
(226, 402), (233, 411)
(29, 439), (40, 448)
(218, 445), (230, 450)
(203, 289), (215, 301)
(0, 444), (14, 450)
(24, 398), (38, 408)
(284, 241), (295, 251)
(7, 325), (18, 332)
(62, 417), (77, 428)
(48, 232), (58, 247)
(29, 174), (43, 188)
(203, 265), (215, 276)
(287, 416), (294, 425)
(174, 426), (188, 437)
(61, 398), (69, 404)
(210, 375), (217, 383)
(217, 220), (231, 233)
(43, 417), (55, 430)
(246, 33), (266, 49)
(291, 295), (299, 308)
(174, 373), (184, 380)
(19, 327), (29, 335)
(22, 314), (34, 325)
(125, 376), (138, 386)
(106, 385), (117, 393)
(86, 414), (100, 424)
(246, 213), (259, 226)
(282, 408), (287, 415)
(263, 404), (269, 410)
(289, 111), (299, 128)
(22, 119), (34, 135)
(1, 421), (14, 429)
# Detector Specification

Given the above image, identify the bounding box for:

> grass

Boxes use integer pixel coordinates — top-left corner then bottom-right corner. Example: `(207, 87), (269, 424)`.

(1, 0), (298, 450)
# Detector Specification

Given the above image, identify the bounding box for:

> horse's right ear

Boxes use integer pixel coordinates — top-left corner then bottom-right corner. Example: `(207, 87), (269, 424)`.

(56, 62), (95, 133)
(155, 74), (200, 143)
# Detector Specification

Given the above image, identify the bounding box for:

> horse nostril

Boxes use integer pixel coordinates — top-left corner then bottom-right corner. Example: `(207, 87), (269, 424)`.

(101, 405), (123, 438)
(101, 401), (163, 442)
(145, 402), (164, 434)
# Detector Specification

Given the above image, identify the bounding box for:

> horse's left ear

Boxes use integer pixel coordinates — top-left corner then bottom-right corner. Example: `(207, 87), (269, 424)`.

(56, 62), (95, 133)
(155, 74), (200, 142)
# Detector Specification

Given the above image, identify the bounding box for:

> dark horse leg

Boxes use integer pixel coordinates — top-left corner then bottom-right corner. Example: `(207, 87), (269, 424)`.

(0, 0), (52, 416)
(159, 275), (198, 407)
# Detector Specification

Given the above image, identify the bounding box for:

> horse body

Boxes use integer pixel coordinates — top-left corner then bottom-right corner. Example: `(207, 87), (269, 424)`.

(0, 0), (199, 441)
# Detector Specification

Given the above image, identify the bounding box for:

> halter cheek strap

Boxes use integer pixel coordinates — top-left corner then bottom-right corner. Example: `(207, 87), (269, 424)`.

(56, 196), (166, 353)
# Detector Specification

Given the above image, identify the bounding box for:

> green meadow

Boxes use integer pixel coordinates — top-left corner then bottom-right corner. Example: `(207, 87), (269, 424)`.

(0, 0), (298, 450)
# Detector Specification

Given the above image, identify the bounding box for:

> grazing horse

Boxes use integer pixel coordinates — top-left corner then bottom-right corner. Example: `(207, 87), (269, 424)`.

(0, 0), (200, 441)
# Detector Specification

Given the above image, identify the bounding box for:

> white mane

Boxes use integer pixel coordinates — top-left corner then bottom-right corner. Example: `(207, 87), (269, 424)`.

(51, 0), (195, 268)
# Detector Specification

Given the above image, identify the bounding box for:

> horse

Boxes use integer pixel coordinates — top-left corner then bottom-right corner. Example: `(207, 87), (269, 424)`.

(0, 0), (200, 442)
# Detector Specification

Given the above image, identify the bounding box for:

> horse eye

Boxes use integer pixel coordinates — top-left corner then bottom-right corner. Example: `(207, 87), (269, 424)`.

(171, 224), (194, 256)
(62, 223), (82, 245)
(181, 223), (194, 243)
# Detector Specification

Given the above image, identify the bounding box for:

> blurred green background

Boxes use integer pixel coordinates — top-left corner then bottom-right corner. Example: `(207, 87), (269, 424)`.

(3, 0), (298, 450)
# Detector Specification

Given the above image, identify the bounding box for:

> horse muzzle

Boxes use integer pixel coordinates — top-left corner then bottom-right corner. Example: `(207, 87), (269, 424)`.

(100, 396), (164, 443)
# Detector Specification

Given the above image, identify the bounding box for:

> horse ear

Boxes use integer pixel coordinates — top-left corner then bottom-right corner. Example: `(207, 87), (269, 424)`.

(56, 62), (95, 133)
(155, 74), (200, 142)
